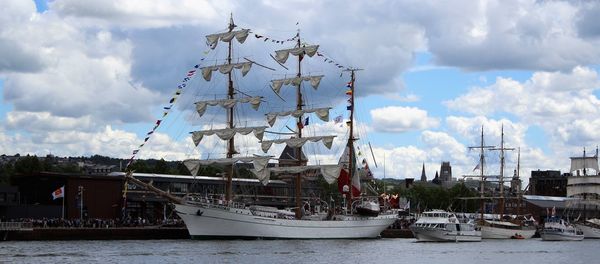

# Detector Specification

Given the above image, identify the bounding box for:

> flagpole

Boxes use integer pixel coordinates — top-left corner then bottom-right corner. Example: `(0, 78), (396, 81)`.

(62, 192), (65, 219)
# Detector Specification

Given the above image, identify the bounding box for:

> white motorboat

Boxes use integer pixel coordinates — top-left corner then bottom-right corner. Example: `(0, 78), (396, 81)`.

(410, 210), (482, 242)
(541, 217), (584, 241)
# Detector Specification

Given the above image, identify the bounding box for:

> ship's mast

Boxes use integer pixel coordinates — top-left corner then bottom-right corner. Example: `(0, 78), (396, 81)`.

(491, 125), (514, 219)
(468, 126), (494, 222)
(225, 14), (236, 202)
(516, 147), (522, 217)
(347, 69), (356, 212)
(294, 30), (304, 219)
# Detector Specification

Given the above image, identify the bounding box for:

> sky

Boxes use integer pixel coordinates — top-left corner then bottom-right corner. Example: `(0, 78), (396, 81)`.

(2, 0), (600, 186)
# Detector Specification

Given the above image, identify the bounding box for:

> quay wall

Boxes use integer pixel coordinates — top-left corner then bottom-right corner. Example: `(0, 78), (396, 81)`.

(2, 227), (189, 241)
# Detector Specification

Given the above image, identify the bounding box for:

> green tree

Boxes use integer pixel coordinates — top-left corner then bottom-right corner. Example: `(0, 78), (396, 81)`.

(13, 155), (42, 176)
(128, 160), (150, 173)
(153, 158), (170, 174)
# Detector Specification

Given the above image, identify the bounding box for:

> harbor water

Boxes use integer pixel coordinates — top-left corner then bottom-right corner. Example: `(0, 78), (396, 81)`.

(1, 238), (599, 264)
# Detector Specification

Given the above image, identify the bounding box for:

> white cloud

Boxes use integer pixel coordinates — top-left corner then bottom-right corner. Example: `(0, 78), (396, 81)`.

(50, 0), (229, 29)
(370, 106), (439, 133)
(444, 67), (600, 161)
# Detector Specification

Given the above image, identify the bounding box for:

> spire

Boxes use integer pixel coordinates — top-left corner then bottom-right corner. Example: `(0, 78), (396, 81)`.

(432, 171), (441, 185)
(420, 163), (427, 182)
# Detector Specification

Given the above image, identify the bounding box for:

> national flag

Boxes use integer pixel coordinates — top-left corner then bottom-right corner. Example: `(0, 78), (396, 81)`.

(334, 115), (343, 124)
(304, 117), (309, 126)
(473, 161), (481, 171)
(52, 186), (65, 200)
(337, 144), (361, 197)
(345, 89), (352, 95)
(346, 81), (353, 88)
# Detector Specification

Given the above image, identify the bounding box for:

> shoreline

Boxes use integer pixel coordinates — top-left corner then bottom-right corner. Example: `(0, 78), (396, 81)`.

(2, 227), (413, 241)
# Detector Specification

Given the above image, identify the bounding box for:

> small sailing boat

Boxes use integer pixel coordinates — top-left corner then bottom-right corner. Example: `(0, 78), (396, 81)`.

(170, 16), (397, 239)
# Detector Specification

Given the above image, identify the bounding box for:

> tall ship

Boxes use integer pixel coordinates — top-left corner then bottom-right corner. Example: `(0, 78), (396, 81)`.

(568, 148), (600, 239)
(154, 16), (398, 239)
(467, 126), (536, 239)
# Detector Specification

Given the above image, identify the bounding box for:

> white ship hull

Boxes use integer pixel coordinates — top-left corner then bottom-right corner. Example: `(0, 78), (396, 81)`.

(574, 223), (600, 239)
(174, 202), (398, 239)
(480, 224), (536, 239)
(541, 230), (584, 241)
(410, 226), (481, 242)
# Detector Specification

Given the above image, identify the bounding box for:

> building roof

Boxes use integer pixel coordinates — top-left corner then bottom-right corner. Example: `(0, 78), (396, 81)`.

(522, 195), (579, 209)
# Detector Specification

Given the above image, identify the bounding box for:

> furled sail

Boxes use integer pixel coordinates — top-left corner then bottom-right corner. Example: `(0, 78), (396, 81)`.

(183, 156), (271, 177)
(273, 45), (319, 64)
(195, 96), (263, 118)
(206, 29), (250, 49)
(260, 136), (335, 152)
(191, 126), (268, 146)
(266, 107), (330, 127)
(570, 156), (599, 174)
(253, 165), (341, 185)
(271, 75), (324, 94)
(201, 61), (253, 81)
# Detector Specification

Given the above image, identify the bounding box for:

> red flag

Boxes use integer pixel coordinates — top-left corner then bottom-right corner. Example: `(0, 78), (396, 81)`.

(52, 186), (64, 200)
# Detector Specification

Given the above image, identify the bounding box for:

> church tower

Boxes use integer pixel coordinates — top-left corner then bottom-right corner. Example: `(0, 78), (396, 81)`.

(420, 163), (427, 182)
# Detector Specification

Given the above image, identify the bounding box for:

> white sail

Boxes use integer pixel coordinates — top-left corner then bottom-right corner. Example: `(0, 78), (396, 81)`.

(271, 75), (324, 94)
(260, 136), (335, 152)
(266, 107), (330, 127)
(253, 165), (341, 185)
(206, 29), (250, 49)
(570, 156), (599, 174)
(183, 156), (271, 177)
(274, 45), (319, 64)
(201, 61), (253, 81)
(195, 96), (263, 117)
(191, 126), (268, 146)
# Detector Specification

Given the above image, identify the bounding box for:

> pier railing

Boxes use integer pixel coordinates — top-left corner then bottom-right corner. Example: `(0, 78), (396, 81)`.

(0, 222), (33, 231)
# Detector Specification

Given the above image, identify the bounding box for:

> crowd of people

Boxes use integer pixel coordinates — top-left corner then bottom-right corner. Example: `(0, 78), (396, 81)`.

(1, 217), (185, 228)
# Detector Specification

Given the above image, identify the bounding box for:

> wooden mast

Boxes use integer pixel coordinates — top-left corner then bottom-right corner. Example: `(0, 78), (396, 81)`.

(294, 29), (304, 219)
(225, 14), (236, 203)
(344, 68), (361, 212)
(491, 125), (514, 220)
(468, 126), (494, 222)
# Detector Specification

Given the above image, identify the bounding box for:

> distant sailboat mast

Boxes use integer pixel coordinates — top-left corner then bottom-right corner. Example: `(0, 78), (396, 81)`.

(491, 125), (514, 219)
(468, 126), (494, 221)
